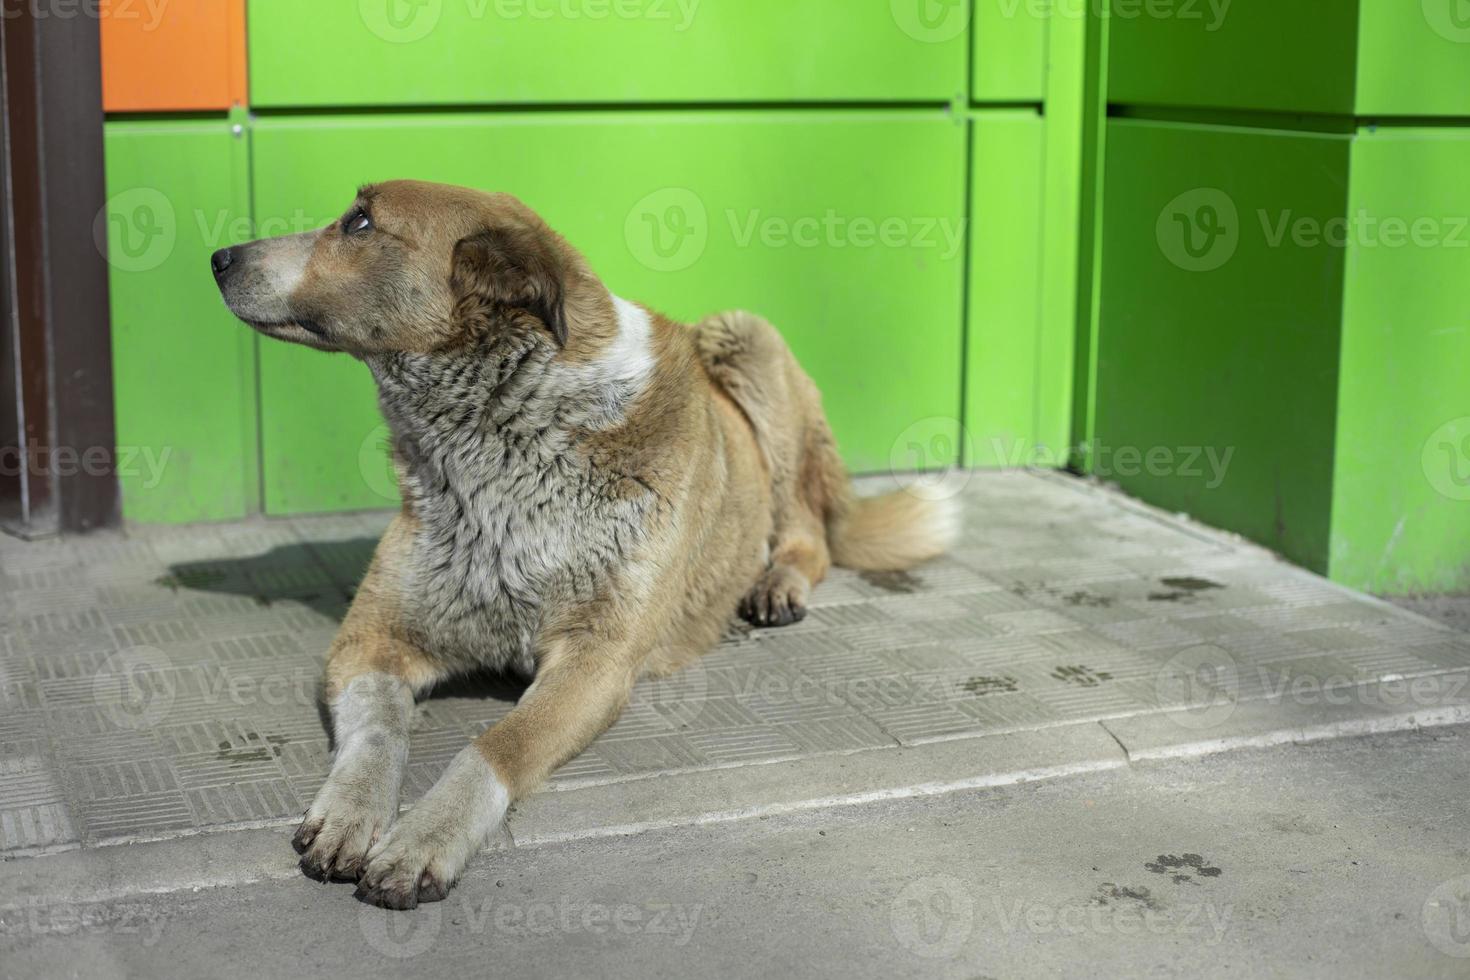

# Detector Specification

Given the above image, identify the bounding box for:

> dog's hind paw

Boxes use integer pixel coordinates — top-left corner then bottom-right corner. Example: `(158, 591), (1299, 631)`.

(739, 565), (811, 628)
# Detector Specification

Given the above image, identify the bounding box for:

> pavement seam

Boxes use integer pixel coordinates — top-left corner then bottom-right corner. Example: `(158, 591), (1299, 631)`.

(6, 702), (1470, 911)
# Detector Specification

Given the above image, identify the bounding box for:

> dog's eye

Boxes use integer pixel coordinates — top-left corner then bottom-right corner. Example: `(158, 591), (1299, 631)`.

(343, 209), (372, 235)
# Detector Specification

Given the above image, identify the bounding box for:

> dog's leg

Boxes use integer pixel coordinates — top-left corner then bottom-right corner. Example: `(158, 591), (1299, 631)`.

(294, 523), (445, 881)
(356, 624), (643, 909)
(695, 310), (840, 628)
(741, 502), (830, 627)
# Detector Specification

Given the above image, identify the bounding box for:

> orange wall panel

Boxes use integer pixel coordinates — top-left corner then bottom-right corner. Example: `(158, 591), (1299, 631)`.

(101, 0), (246, 112)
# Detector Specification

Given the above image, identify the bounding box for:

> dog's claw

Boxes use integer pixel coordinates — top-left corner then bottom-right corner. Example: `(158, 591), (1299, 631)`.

(292, 818), (321, 854)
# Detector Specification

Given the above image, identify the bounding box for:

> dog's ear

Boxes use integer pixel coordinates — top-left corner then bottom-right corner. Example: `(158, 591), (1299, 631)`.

(450, 224), (568, 346)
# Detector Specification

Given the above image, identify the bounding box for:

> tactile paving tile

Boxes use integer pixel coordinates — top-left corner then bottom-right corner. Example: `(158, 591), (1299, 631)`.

(2, 470), (1468, 854)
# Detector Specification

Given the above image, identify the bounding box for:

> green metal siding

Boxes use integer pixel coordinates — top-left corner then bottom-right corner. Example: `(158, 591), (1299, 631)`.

(247, 0), (968, 107)
(1356, 0), (1470, 117)
(103, 120), (258, 523)
(1330, 129), (1470, 593)
(251, 111), (967, 514)
(1094, 120), (1351, 572)
(1036, 7), (1091, 464)
(1107, 1), (1358, 115)
(97, 0), (1468, 597)
(965, 111), (1045, 466)
(972, 0), (1046, 103)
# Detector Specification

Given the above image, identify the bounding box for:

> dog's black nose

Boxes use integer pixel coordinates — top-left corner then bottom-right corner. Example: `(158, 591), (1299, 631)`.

(210, 248), (234, 278)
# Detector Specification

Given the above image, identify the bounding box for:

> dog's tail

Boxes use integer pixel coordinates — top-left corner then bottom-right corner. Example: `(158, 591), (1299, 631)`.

(826, 479), (961, 573)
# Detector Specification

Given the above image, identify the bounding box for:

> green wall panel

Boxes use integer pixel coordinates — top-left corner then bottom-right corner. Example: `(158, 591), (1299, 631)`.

(973, 0), (1046, 102)
(247, 0), (967, 107)
(1094, 120), (1351, 572)
(251, 111), (966, 515)
(1330, 129), (1470, 594)
(1038, 6), (1093, 464)
(1108, 1), (1357, 115)
(965, 111), (1045, 466)
(1356, 0), (1470, 117)
(104, 120), (258, 524)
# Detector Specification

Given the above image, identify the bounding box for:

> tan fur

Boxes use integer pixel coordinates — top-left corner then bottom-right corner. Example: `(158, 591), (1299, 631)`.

(212, 180), (957, 908)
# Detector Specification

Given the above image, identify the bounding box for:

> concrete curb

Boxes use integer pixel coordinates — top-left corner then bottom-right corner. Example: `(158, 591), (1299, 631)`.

(508, 721), (1126, 847)
(6, 682), (1469, 911)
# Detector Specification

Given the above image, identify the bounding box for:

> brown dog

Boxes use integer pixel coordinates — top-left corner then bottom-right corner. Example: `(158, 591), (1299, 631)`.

(212, 180), (957, 909)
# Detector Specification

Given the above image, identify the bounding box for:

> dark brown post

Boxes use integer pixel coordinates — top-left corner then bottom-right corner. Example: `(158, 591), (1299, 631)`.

(0, 4), (118, 536)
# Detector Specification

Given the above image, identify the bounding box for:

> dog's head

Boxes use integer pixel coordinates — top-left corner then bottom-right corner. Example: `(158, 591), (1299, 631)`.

(212, 180), (599, 356)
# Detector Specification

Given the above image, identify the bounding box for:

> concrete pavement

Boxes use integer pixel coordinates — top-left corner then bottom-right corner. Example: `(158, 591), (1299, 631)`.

(4, 725), (1469, 979)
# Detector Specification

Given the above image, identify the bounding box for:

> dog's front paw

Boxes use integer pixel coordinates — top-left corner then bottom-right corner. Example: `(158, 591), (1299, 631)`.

(740, 565), (811, 628)
(357, 746), (510, 910)
(295, 763), (403, 882)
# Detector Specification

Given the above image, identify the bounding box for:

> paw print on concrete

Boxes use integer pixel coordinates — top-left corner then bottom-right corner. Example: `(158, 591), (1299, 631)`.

(1145, 853), (1223, 884)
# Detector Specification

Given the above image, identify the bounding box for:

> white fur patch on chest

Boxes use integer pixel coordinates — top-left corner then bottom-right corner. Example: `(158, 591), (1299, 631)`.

(590, 295), (655, 391)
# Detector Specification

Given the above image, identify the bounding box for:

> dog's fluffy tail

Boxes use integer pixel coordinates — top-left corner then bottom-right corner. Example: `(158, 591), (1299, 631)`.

(827, 485), (960, 572)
